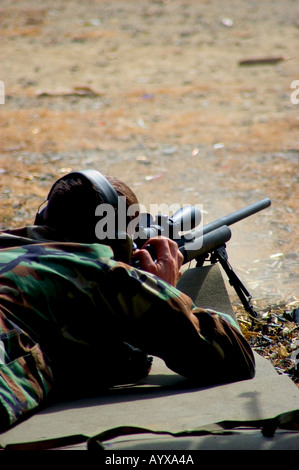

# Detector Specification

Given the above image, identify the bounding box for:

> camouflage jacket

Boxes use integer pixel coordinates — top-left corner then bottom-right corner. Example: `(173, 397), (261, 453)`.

(0, 226), (255, 430)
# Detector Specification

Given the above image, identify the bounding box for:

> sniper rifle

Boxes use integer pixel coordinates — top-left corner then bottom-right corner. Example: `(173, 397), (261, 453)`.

(133, 198), (271, 317)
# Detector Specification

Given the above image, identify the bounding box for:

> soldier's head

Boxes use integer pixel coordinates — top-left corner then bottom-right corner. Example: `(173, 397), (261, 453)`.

(35, 171), (139, 259)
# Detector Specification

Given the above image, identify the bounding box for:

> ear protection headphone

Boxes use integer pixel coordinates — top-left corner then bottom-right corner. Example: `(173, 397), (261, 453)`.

(35, 169), (134, 261)
(34, 169), (119, 226)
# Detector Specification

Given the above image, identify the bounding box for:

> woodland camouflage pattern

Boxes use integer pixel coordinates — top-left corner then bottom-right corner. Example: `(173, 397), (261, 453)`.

(0, 226), (255, 430)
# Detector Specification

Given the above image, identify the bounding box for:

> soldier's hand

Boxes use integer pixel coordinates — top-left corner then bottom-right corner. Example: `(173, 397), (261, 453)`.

(133, 236), (183, 287)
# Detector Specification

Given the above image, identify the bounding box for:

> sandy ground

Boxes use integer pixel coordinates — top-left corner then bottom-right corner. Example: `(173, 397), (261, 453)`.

(0, 0), (298, 308)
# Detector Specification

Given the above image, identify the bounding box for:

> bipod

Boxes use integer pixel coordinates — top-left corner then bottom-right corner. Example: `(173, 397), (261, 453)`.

(196, 245), (258, 318)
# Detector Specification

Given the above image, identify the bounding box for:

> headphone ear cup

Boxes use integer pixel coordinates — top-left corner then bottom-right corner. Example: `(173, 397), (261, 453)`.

(34, 207), (46, 226)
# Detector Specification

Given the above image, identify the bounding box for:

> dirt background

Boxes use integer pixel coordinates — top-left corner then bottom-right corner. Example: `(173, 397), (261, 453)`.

(1, 0), (298, 310)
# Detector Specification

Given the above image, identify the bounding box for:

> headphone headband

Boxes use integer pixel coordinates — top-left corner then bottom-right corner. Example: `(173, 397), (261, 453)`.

(35, 169), (119, 225)
(47, 169), (119, 207)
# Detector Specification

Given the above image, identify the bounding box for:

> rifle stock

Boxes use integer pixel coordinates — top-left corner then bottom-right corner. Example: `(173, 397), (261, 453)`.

(179, 225), (231, 264)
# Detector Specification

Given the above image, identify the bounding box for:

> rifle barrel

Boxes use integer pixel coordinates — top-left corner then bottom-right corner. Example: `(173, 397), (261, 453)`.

(202, 198), (271, 235)
(177, 198), (271, 247)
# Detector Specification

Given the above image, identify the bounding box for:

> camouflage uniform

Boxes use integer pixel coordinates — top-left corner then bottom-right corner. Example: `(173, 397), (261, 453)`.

(0, 226), (255, 430)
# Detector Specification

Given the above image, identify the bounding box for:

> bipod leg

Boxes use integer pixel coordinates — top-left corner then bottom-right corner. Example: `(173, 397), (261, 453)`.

(211, 246), (258, 318)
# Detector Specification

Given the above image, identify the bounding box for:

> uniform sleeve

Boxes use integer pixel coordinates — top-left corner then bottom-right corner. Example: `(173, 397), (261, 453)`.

(106, 263), (255, 385)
